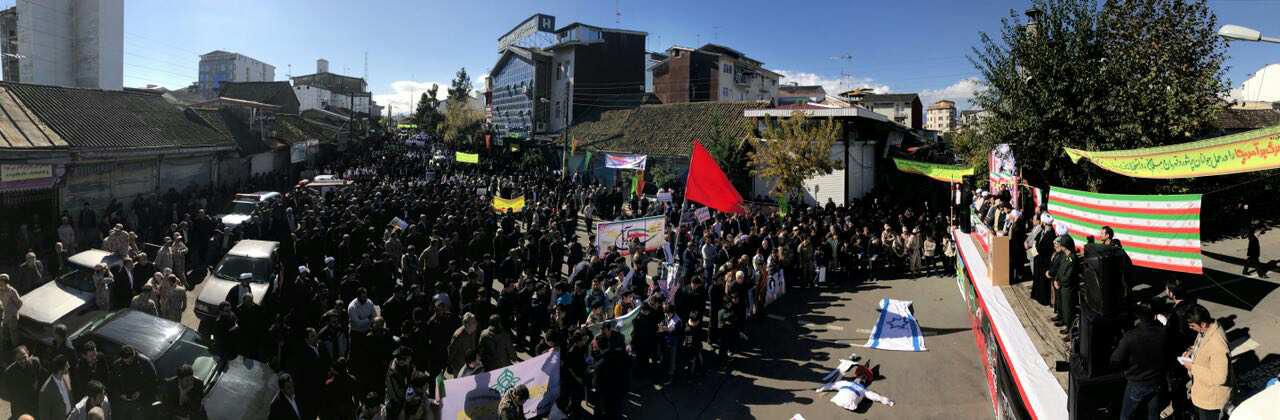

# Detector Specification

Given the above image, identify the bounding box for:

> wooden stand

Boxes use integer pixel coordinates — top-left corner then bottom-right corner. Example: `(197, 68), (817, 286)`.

(989, 235), (1011, 286)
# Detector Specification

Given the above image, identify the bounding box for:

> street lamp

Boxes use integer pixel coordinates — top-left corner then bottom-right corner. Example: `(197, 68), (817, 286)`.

(1219, 24), (1280, 44)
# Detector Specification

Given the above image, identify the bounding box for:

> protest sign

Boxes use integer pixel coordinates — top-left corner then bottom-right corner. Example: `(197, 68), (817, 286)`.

(389, 217), (409, 231)
(595, 215), (666, 257)
(456, 152), (480, 164)
(695, 207), (711, 223)
(492, 196), (526, 213)
(1064, 124), (1280, 179)
(765, 269), (787, 307)
(441, 351), (561, 419)
(604, 153), (647, 170)
(586, 306), (641, 345)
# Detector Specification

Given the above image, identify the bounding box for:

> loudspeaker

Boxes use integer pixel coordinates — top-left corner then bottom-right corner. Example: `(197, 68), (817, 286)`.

(1075, 310), (1125, 379)
(1068, 356), (1125, 420)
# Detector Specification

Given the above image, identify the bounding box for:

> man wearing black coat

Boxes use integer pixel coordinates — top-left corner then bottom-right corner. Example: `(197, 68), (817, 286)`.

(269, 373), (303, 420)
(284, 328), (328, 420)
(4, 345), (43, 418)
(111, 257), (142, 310)
(108, 345), (158, 420)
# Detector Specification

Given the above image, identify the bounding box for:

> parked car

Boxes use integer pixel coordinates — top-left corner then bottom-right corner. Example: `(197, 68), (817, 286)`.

(194, 240), (280, 325)
(303, 178), (352, 193)
(68, 309), (277, 420)
(17, 249), (119, 348)
(218, 191), (280, 228)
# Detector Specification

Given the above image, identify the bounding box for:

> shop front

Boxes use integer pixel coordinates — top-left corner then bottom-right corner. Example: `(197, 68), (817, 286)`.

(0, 163), (62, 264)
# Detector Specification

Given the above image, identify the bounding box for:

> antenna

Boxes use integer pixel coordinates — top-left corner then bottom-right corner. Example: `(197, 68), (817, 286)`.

(615, 0), (621, 24)
(287, 64), (292, 79)
(713, 26), (719, 41)
(829, 53), (853, 91)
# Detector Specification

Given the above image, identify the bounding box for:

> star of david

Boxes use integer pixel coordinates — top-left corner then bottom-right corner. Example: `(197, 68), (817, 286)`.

(887, 316), (909, 330)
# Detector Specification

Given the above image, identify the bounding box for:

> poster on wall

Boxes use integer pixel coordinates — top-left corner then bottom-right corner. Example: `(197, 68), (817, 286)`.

(595, 215), (667, 257)
(290, 143), (307, 163)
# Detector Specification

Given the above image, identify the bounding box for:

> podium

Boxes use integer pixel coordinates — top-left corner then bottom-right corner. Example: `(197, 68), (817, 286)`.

(989, 235), (1011, 286)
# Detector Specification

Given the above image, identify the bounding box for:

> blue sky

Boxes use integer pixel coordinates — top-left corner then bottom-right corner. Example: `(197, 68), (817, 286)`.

(91, 0), (1280, 113)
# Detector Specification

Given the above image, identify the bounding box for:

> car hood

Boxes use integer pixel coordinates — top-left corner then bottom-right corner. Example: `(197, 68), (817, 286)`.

(197, 277), (268, 307)
(221, 214), (251, 227)
(205, 357), (277, 420)
(19, 281), (93, 324)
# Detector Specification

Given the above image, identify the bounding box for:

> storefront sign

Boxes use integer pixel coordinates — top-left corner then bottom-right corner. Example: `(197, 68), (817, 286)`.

(1, 164), (53, 182)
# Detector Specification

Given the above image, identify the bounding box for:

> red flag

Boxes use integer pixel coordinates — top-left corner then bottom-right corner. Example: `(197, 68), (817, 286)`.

(685, 139), (744, 214)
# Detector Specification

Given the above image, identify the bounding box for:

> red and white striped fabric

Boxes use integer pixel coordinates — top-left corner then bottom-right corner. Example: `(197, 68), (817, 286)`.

(1047, 186), (1202, 274)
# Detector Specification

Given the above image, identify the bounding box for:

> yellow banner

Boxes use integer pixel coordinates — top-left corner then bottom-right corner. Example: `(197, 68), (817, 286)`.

(455, 152), (479, 164)
(492, 195), (525, 213)
(1064, 124), (1280, 179)
(893, 158), (974, 183)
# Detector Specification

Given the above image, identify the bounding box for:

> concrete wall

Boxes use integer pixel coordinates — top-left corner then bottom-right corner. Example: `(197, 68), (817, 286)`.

(14, 0), (121, 90)
(294, 85), (330, 112)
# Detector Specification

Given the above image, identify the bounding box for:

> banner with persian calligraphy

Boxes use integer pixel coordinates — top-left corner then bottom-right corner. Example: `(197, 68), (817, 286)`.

(441, 350), (561, 420)
(1064, 124), (1280, 179)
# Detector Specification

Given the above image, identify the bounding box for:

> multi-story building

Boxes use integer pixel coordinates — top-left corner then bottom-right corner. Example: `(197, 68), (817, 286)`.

(651, 44), (780, 104)
(0, 0), (122, 90)
(847, 93), (922, 130)
(488, 14), (647, 138)
(198, 50), (275, 92)
(775, 85), (826, 105)
(959, 109), (991, 130)
(644, 51), (667, 93)
(926, 100), (957, 132)
(291, 59), (374, 116)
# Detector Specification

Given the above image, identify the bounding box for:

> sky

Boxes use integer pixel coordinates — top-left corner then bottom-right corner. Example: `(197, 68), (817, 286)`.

(72, 0), (1280, 114)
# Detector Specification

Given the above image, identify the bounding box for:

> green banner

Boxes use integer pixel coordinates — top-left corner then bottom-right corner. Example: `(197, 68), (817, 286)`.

(893, 158), (975, 183)
(455, 152), (479, 164)
(1064, 124), (1280, 179)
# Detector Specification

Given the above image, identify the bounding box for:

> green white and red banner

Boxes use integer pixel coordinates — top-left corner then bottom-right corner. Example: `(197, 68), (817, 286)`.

(1047, 186), (1202, 274)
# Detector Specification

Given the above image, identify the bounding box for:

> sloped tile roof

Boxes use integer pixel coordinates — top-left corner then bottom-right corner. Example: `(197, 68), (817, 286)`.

(274, 114), (338, 144)
(1, 82), (232, 150)
(190, 108), (271, 155)
(0, 84), (68, 149)
(218, 81), (299, 114)
(565, 101), (760, 156)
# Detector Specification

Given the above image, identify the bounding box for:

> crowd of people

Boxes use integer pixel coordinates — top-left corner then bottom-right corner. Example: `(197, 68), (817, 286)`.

(1, 133), (963, 419)
(977, 189), (1234, 420)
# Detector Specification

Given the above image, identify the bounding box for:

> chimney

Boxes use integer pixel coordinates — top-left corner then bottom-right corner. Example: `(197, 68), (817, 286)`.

(317, 59), (329, 73)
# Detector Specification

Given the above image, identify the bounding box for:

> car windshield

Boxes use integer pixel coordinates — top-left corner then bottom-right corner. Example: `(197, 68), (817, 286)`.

(154, 329), (215, 383)
(225, 201), (256, 215)
(213, 255), (272, 283)
(57, 269), (97, 293)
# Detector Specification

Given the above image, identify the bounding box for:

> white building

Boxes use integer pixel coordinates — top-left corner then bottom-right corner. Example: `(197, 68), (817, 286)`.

(198, 50), (275, 92)
(293, 84), (331, 112)
(291, 59), (374, 115)
(0, 0), (123, 90)
(926, 100), (957, 132)
(1238, 64), (1280, 103)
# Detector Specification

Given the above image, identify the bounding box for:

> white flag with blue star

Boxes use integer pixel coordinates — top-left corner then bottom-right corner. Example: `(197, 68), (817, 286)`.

(862, 298), (926, 352)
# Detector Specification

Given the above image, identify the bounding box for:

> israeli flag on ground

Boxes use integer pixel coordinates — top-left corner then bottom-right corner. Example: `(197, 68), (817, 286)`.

(862, 298), (926, 352)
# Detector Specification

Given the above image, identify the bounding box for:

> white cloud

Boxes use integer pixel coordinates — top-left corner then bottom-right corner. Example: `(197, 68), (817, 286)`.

(772, 70), (891, 97)
(919, 77), (985, 110)
(372, 80), (447, 116)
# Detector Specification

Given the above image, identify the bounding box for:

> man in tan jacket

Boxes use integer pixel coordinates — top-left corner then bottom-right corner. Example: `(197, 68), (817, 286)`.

(1180, 304), (1230, 420)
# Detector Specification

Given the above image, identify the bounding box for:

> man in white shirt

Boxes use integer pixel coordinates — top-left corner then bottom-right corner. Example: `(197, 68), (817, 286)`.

(38, 354), (74, 420)
(347, 287), (377, 335)
(66, 380), (111, 420)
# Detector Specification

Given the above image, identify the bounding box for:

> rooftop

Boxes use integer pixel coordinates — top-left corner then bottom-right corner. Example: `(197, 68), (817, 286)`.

(929, 100), (956, 110)
(1, 82), (232, 150)
(218, 81), (299, 114)
(565, 101), (762, 156)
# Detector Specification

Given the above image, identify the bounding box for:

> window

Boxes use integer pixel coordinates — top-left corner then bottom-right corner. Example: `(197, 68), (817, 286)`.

(721, 87), (730, 98)
(556, 64), (562, 80)
(722, 63), (733, 74)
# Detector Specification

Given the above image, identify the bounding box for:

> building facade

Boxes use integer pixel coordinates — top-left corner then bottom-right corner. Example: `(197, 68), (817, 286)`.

(852, 93), (923, 130)
(926, 100), (957, 132)
(198, 50), (275, 92)
(644, 51), (667, 93)
(291, 59), (374, 116)
(651, 44), (779, 104)
(490, 46), (550, 139)
(0, 0), (123, 90)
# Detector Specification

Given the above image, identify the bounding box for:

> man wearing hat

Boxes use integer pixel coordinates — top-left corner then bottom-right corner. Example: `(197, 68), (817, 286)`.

(1049, 233), (1078, 337)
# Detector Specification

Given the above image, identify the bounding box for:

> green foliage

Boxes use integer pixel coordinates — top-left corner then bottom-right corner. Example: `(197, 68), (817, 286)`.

(748, 111), (843, 198)
(649, 164), (678, 189)
(701, 115), (751, 193)
(441, 69), (483, 146)
(414, 84), (442, 134)
(968, 0), (1227, 191)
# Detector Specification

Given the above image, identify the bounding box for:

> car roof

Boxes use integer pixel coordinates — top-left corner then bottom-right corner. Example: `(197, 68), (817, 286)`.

(91, 310), (186, 361)
(67, 249), (121, 270)
(227, 240), (279, 259)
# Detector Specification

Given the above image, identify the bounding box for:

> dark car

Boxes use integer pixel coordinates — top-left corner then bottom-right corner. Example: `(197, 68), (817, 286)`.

(69, 309), (277, 420)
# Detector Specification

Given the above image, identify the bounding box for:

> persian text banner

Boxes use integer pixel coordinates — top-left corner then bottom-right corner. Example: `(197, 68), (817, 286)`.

(1063, 125), (1280, 179)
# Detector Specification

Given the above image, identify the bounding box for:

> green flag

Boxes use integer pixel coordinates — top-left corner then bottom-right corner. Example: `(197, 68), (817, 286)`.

(455, 152), (479, 164)
(778, 195), (789, 217)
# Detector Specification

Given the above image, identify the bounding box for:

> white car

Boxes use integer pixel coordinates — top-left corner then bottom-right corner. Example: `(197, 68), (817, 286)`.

(18, 249), (119, 347)
(218, 191), (280, 228)
(195, 240), (280, 324)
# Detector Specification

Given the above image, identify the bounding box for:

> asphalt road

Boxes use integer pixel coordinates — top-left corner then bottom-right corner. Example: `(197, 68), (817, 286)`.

(621, 271), (994, 420)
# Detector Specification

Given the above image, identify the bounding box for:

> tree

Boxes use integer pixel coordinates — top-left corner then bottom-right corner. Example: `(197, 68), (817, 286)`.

(969, 0), (1226, 191)
(748, 111), (843, 200)
(414, 84), (442, 134)
(441, 68), (482, 146)
(701, 115), (752, 194)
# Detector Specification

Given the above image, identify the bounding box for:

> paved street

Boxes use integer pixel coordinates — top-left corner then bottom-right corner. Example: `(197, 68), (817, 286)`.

(623, 271), (993, 420)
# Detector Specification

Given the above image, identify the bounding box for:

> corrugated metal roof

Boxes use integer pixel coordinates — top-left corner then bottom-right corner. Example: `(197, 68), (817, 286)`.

(0, 84), (68, 149)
